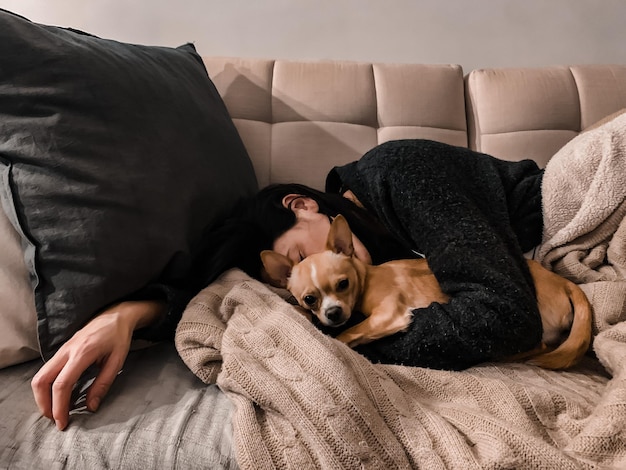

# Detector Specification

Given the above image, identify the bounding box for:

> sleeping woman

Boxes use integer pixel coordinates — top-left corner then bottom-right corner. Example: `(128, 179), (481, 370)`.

(32, 138), (545, 430)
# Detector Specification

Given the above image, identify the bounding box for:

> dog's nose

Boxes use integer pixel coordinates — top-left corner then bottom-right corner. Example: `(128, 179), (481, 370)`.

(325, 306), (343, 324)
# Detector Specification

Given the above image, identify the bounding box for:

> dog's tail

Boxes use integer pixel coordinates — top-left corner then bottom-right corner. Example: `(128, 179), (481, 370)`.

(527, 280), (593, 370)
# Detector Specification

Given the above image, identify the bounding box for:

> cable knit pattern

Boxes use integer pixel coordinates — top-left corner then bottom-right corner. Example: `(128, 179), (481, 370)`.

(176, 268), (626, 469)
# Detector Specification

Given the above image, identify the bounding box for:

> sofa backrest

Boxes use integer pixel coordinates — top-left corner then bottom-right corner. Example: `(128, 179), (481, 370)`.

(204, 57), (626, 189)
(203, 58), (466, 190)
(466, 65), (626, 167)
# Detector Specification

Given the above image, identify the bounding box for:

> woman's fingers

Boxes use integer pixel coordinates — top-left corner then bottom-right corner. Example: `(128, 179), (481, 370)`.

(31, 319), (128, 430)
(32, 350), (96, 430)
(50, 353), (105, 430)
(86, 352), (126, 412)
(30, 300), (164, 430)
(31, 352), (68, 420)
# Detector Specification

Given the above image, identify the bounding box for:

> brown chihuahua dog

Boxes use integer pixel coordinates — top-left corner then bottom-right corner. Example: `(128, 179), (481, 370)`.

(261, 215), (592, 370)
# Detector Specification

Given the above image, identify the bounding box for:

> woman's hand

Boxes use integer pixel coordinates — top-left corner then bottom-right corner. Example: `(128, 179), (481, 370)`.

(31, 300), (165, 431)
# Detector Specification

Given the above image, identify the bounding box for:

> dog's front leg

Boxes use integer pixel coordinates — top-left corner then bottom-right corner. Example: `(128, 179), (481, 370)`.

(335, 320), (376, 348)
(335, 307), (413, 348)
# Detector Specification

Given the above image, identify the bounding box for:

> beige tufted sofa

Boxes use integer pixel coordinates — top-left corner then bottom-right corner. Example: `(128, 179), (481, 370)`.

(2, 56), (626, 469)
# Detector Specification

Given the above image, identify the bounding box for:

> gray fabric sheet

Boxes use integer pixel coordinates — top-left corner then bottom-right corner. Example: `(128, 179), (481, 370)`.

(0, 342), (238, 469)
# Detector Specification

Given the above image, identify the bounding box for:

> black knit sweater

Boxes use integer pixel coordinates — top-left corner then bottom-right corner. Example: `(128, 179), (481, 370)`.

(326, 139), (545, 370)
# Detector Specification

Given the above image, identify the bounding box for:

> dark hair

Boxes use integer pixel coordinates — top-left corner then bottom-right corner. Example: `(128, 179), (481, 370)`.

(188, 183), (414, 289)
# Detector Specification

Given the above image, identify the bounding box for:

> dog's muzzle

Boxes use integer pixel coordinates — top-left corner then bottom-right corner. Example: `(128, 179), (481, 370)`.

(324, 306), (346, 326)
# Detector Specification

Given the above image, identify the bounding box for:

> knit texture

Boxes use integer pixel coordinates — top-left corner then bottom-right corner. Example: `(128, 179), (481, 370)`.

(176, 268), (625, 469)
(326, 140), (545, 369)
(537, 112), (626, 346)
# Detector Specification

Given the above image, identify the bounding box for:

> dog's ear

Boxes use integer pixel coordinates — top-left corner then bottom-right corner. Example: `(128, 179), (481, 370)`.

(260, 250), (293, 288)
(327, 214), (354, 257)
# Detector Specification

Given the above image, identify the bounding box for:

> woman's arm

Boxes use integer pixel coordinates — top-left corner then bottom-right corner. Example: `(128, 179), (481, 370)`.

(30, 212), (235, 430)
(31, 299), (165, 431)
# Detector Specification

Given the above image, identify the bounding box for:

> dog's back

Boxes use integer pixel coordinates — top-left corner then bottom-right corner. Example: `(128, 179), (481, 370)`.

(328, 258), (451, 346)
(360, 258), (449, 314)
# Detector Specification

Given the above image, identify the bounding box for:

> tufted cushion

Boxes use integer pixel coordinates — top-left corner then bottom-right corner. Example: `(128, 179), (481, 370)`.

(465, 65), (626, 167)
(204, 58), (467, 190)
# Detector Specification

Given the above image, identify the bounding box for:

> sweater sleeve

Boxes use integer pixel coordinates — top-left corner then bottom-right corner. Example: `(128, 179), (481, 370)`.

(127, 283), (195, 342)
(328, 140), (544, 370)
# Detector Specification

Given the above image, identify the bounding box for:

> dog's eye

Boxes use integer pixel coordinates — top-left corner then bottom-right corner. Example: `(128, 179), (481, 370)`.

(337, 279), (349, 292)
(303, 295), (317, 306)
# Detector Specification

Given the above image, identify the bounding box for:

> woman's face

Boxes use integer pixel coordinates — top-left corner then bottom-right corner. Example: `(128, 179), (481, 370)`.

(272, 194), (372, 265)
(273, 208), (332, 264)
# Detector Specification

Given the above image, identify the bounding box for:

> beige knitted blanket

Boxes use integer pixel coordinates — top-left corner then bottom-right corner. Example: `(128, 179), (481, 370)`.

(537, 112), (626, 336)
(175, 115), (626, 469)
(176, 266), (626, 469)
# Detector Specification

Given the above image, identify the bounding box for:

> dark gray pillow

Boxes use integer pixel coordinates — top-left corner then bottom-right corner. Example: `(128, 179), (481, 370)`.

(0, 9), (257, 359)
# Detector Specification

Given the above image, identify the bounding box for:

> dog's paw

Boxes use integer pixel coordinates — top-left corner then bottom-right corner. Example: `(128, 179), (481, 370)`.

(335, 331), (360, 347)
(398, 308), (414, 331)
